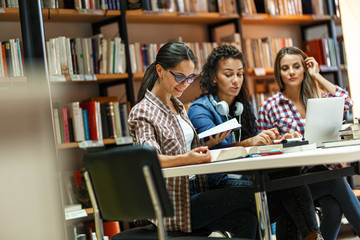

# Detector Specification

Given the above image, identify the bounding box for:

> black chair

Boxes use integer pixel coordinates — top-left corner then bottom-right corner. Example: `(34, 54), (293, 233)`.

(84, 145), (249, 240)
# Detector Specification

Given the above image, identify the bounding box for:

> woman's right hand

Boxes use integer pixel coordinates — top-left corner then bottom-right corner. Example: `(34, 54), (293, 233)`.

(246, 128), (280, 146)
(186, 146), (212, 165)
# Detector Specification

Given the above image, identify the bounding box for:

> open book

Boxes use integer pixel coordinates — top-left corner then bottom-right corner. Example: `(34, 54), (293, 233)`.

(210, 144), (283, 162)
(198, 118), (241, 140)
(210, 142), (317, 162)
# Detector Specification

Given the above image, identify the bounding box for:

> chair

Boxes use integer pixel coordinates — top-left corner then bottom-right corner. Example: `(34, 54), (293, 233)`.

(84, 145), (249, 240)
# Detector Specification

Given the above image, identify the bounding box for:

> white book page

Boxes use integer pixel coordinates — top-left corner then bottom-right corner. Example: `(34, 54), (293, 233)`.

(198, 118), (241, 139)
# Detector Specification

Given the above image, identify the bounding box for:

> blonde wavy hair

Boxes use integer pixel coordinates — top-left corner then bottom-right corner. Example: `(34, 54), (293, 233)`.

(274, 46), (321, 107)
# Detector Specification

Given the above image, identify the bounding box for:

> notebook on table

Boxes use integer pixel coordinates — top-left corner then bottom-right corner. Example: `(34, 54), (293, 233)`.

(304, 97), (345, 147)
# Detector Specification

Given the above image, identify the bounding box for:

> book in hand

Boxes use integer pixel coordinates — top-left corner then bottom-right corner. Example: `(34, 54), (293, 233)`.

(322, 138), (360, 148)
(198, 118), (241, 141)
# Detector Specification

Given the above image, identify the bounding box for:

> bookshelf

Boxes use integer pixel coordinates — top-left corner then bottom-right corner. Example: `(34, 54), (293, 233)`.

(4, 0), (352, 239)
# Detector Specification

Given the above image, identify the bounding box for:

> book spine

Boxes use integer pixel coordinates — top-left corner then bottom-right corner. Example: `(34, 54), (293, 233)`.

(82, 109), (90, 141)
(53, 108), (62, 144)
(80, 101), (99, 140)
(4, 41), (13, 77)
(113, 102), (123, 138)
(1, 44), (8, 77)
(100, 103), (110, 139)
(106, 102), (117, 138)
(62, 107), (70, 143)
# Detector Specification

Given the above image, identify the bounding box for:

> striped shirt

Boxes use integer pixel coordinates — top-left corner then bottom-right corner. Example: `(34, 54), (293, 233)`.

(128, 90), (208, 233)
(257, 86), (353, 170)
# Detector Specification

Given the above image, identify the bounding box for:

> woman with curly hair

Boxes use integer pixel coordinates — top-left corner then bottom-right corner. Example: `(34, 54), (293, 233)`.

(188, 44), (323, 240)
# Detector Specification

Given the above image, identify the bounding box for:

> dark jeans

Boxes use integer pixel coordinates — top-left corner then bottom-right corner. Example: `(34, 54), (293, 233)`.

(268, 167), (320, 240)
(189, 175), (258, 239)
(309, 174), (360, 240)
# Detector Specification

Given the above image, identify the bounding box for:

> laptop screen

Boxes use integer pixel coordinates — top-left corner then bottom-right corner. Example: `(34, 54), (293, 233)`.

(304, 97), (344, 147)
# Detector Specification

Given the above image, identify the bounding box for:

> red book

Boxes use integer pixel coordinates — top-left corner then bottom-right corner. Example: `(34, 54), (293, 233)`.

(2, 44), (7, 77)
(61, 107), (70, 143)
(304, 39), (325, 66)
(91, 221), (120, 239)
(80, 101), (99, 140)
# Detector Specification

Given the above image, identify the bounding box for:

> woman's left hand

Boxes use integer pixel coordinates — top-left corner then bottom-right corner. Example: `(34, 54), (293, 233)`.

(204, 130), (231, 148)
(304, 57), (319, 78)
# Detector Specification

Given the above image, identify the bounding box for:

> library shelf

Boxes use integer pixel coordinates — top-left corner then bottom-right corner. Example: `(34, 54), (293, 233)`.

(126, 10), (239, 24)
(49, 74), (129, 84)
(247, 68), (274, 76)
(86, 208), (94, 214)
(132, 72), (144, 81)
(241, 13), (330, 25)
(57, 137), (132, 150)
(0, 7), (121, 22)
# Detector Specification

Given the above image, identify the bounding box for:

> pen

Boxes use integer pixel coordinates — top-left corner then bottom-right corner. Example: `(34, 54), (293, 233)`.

(273, 137), (304, 144)
(249, 150), (282, 157)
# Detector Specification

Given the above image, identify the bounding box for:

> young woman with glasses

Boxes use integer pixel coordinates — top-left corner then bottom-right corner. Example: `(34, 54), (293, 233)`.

(128, 42), (258, 238)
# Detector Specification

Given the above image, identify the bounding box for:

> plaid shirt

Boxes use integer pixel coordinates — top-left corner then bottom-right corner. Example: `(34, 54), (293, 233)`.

(257, 86), (353, 170)
(128, 90), (208, 233)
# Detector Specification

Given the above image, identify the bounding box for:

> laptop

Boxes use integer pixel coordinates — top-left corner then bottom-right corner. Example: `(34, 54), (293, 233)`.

(304, 97), (345, 147)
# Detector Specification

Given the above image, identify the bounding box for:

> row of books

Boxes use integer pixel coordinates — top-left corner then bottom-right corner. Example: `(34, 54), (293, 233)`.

(69, 0), (119, 10)
(46, 35), (126, 79)
(0, 0), (58, 8)
(53, 96), (130, 144)
(0, 39), (25, 78)
(138, 0), (221, 13)
(129, 35), (241, 74)
(303, 37), (338, 69)
(240, 0), (330, 16)
(0, 0), (119, 10)
(244, 37), (293, 69)
(0, 0), (18, 8)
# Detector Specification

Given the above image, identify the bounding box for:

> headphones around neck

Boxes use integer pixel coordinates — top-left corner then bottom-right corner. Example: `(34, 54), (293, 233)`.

(209, 94), (244, 142)
(209, 94), (244, 118)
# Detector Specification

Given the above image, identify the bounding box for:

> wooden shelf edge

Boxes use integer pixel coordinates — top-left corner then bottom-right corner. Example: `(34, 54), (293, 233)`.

(85, 208), (94, 214)
(241, 13), (330, 25)
(57, 138), (132, 149)
(126, 10), (238, 24)
(247, 68), (274, 76)
(0, 7), (120, 22)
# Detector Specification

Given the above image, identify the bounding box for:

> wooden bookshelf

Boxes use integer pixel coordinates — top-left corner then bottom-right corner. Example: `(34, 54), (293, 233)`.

(126, 10), (238, 24)
(247, 68), (274, 76)
(132, 72), (144, 81)
(57, 137), (132, 149)
(241, 13), (330, 25)
(0, 8), (120, 22)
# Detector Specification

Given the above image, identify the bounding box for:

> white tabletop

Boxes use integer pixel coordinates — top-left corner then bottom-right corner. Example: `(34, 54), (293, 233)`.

(162, 145), (360, 178)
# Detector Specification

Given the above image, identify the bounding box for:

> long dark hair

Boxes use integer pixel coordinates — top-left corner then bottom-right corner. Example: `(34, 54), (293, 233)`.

(200, 44), (256, 139)
(274, 46), (321, 107)
(137, 42), (198, 103)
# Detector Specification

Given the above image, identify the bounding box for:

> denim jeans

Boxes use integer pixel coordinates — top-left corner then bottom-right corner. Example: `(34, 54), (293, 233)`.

(268, 167), (320, 240)
(189, 175), (258, 238)
(309, 176), (360, 240)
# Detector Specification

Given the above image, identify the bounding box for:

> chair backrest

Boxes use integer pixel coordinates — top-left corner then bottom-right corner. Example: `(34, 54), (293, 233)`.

(84, 145), (174, 221)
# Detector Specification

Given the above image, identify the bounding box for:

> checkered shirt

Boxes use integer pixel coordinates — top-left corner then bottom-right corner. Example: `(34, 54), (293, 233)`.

(257, 86), (353, 170)
(128, 90), (208, 233)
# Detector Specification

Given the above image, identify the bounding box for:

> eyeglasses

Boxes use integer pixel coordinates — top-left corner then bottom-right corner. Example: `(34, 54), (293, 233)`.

(168, 70), (198, 84)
